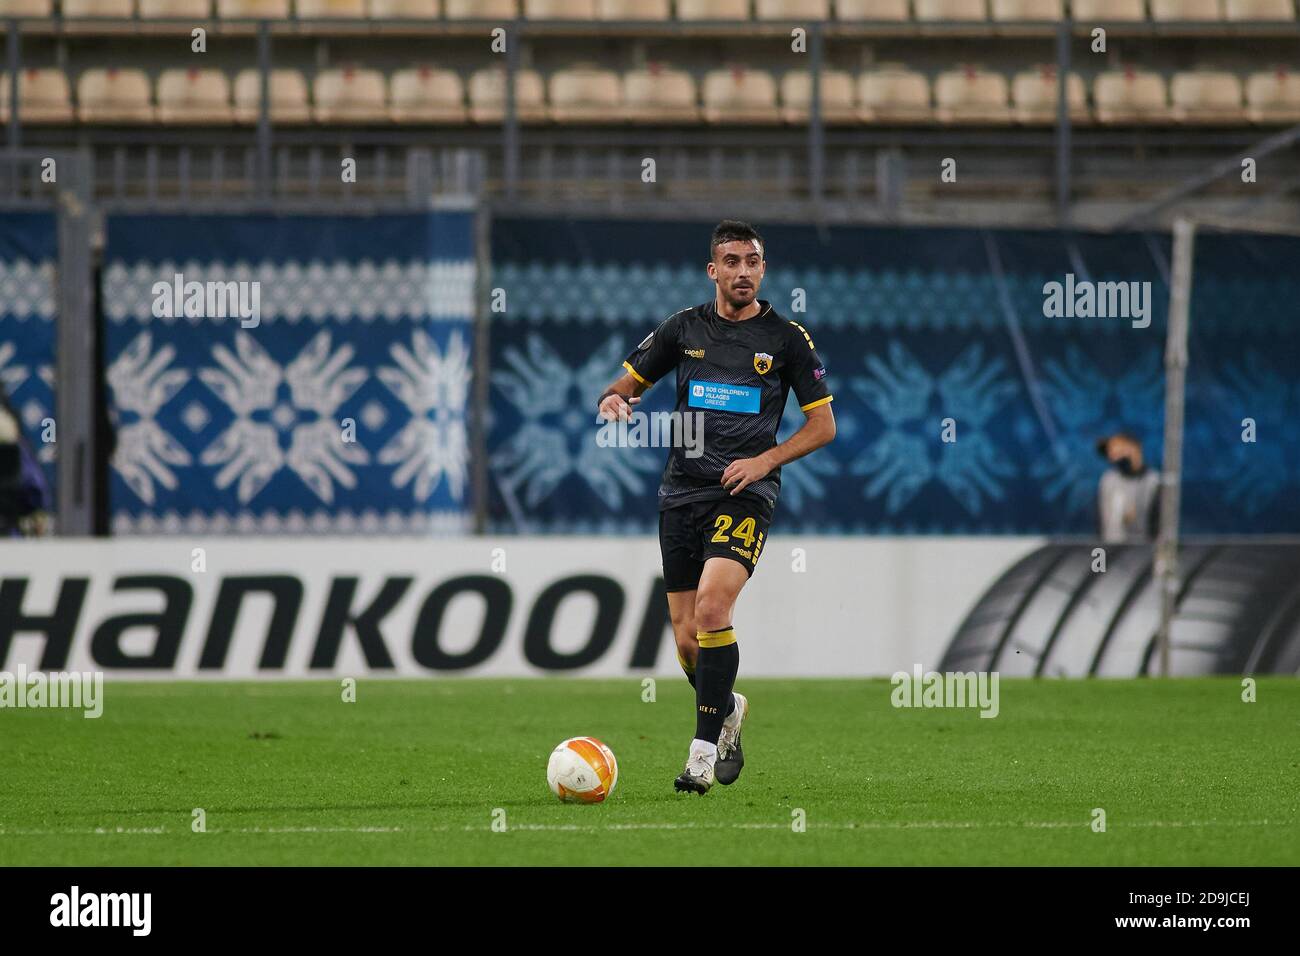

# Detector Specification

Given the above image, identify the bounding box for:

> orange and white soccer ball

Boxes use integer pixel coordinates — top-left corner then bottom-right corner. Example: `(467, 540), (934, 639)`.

(546, 736), (619, 803)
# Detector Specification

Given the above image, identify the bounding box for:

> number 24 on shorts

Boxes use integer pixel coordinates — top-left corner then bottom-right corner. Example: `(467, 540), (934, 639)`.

(711, 514), (765, 564)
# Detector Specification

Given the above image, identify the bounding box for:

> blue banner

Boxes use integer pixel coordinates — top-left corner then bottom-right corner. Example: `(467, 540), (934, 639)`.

(0, 211), (58, 507)
(103, 212), (477, 534)
(488, 218), (1300, 535)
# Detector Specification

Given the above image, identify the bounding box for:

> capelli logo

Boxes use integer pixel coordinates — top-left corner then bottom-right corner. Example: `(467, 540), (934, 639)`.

(50, 886), (151, 936)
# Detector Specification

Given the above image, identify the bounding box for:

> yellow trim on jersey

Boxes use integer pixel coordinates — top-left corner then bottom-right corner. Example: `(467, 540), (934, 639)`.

(800, 395), (834, 412)
(622, 361), (651, 386)
(697, 627), (737, 649)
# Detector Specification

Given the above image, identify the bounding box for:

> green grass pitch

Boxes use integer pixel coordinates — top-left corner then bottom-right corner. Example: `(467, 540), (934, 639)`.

(2, 678), (1296, 866)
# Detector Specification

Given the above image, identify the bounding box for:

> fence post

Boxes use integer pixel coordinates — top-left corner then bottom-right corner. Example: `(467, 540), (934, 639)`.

(6, 19), (21, 153)
(1055, 19), (1072, 228)
(808, 20), (824, 216)
(1155, 217), (1195, 677)
(504, 19), (520, 203)
(257, 20), (272, 201)
(55, 151), (96, 535)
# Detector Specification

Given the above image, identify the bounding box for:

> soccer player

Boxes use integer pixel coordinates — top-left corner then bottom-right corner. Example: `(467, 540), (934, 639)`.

(596, 220), (836, 794)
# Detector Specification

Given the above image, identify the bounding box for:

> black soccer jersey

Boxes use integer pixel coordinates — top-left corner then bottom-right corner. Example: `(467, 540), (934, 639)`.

(622, 299), (832, 513)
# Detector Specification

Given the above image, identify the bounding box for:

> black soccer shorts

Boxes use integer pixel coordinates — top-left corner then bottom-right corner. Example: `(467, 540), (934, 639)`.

(659, 495), (773, 592)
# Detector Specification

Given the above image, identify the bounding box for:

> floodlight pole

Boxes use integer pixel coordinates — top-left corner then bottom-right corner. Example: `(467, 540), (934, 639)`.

(1155, 217), (1195, 678)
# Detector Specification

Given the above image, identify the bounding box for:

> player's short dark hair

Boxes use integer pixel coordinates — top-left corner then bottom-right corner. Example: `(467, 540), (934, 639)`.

(710, 220), (764, 261)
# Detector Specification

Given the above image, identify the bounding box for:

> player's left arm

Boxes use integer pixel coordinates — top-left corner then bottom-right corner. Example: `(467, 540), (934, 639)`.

(722, 322), (835, 496)
(722, 404), (835, 495)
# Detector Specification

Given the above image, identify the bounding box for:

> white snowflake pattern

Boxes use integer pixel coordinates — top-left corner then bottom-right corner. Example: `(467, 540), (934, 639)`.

(491, 333), (659, 510)
(106, 332), (193, 505)
(377, 329), (472, 503)
(0, 341), (26, 397)
(200, 330), (368, 504)
(851, 341), (1017, 516)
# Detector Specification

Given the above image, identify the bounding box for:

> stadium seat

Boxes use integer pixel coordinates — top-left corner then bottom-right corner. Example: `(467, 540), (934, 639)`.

(389, 66), (466, 122)
(76, 68), (154, 123)
(0, 0), (53, 14)
(597, 0), (669, 17)
(1170, 70), (1244, 123)
(834, 0), (910, 19)
(549, 66), (622, 122)
(297, 0), (368, 16)
(990, 0), (1063, 18)
(1011, 67), (1089, 123)
(218, 0), (291, 15)
(858, 66), (931, 122)
(157, 68), (233, 123)
(0, 69), (73, 124)
(780, 69), (857, 123)
(623, 66), (699, 122)
(914, 0), (988, 20)
(702, 68), (780, 123)
(1093, 69), (1170, 123)
(678, 0), (750, 19)
(313, 67), (388, 123)
(1150, 0), (1222, 19)
(368, 0), (440, 15)
(62, 0), (133, 14)
(1245, 68), (1300, 122)
(446, 0), (516, 14)
(1070, 0), (1146, 19)
(524, 0), (596, 16)
(233, 68), (311, 122)
(934, 67), (1011, 123)
(140, 0), (212, 14)
(756, 0), (832, 17)
(1224, 0), (1294, 17)
(467, 67), (546, 122)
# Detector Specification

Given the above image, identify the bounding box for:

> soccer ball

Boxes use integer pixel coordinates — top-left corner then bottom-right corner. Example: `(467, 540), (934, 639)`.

(546, 736), (619, 804)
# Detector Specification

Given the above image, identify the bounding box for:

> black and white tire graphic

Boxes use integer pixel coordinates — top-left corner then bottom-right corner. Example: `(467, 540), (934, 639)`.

(939, 543), (1300, 676)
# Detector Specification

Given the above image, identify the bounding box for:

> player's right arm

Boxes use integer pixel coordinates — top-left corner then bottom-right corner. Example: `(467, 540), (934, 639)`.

(598, 314), (683, 422)
(597, 371), (648, 422)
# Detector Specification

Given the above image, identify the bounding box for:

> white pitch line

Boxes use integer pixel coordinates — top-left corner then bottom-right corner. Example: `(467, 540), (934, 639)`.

(494, 819), (1287, 833)
(0, 819), (1288, 837)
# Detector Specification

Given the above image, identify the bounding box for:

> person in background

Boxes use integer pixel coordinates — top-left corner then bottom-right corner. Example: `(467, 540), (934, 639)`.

(0, 386), (51, 537)
(1096, 431), (1160, 544)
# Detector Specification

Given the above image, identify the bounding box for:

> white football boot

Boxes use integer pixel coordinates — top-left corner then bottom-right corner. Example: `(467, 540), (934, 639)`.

(673, 750), (716, 795)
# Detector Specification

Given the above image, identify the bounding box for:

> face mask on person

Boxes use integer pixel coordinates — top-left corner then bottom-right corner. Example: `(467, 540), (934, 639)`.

(1115, 456), (1140, 477)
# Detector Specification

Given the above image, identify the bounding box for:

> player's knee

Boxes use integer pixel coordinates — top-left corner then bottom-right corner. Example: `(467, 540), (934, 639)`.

(693, 594), (732, 634)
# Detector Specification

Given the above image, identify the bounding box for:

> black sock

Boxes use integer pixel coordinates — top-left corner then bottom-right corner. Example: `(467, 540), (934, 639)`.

(680, 654), (734, 717)
(694, 628), (739, 745)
